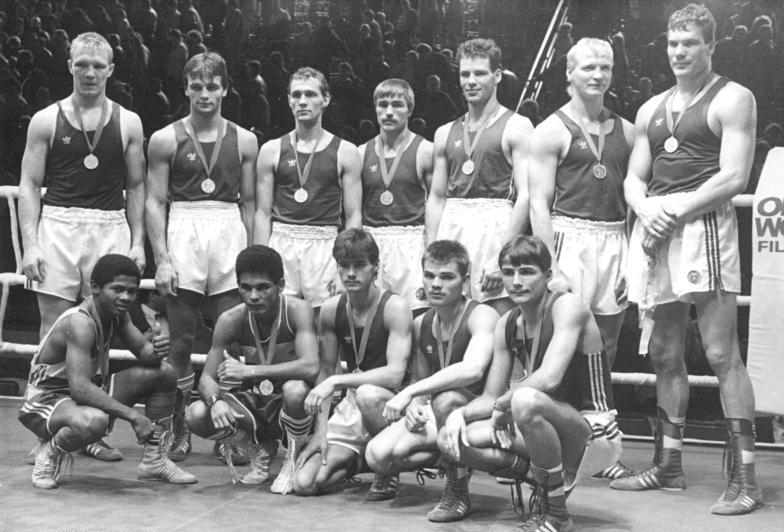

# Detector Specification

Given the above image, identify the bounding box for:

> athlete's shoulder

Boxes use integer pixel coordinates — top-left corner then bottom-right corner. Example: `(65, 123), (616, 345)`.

(636, 90), (668, 123)
(551, 291), (591, 321)
(713, 77), (755, 107)
(28, 102), (59, 137)
(468, 301), (500, 331)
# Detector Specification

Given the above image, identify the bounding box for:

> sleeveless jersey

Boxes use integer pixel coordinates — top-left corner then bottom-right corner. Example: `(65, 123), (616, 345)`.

(552, 110), (628, 221)
(334, 291), (393, 372)
(444, 108), (515, 199)
(361, 134), (426, 226)
(503, 292), (614, 412)
(419, 299), (486, 395)
(647, 77), (729, 196)
(27, 299), (117, 391)
(43, 101), (126, 210)
(168, 119), (242, 203)
(272, 133), (343, 226)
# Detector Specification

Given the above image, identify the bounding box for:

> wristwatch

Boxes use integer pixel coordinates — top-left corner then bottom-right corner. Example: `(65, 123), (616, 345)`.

(206, 394), (221, 408)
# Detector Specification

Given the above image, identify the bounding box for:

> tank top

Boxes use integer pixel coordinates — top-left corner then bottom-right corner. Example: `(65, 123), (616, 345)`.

(503, 292), (614, 412)
(444, 108), (515, 199)
(43, 101), (126, 210)
(361, 134), (426, 226)
(552, 110), (628, 221)
(646, 76), (729, 196)
(419, 299), (486, 395)
(334, 291), (393, 372)
(272, 133), (343, 226)
(168, 119), (242, 203)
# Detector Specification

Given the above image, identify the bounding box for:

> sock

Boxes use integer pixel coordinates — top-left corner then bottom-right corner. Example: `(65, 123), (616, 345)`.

(658, 406), (684, 471)
(532, 462), (568, 520)
(279, 410), (312, 441)
(175, 374), (195, 412)
(730, 418), (756, 464)
(146, 391), (176, 423)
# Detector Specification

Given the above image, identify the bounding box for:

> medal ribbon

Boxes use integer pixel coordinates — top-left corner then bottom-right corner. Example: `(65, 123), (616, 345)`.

(73, 98), (109, 158)
(248, 296), (283, 366)
(293, 130), (324, 190)
(86, 297), (113, 379)
(346, 289), (384, 370)
(572, 106), (606, 165)
(183, 118), (225, 180)
(521, 292), (555, 377)
(375, 131), (409, 191)
(664, 73), (715, 139)
(434, 298), (471, 370)
(461, 102), (499, 162)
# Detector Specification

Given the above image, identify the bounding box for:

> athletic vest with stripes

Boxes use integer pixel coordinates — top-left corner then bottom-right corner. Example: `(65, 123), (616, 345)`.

(272, 133), (343, 226)
(503, 292), (614, 412)
(444, 108), (515, 199)
(361, 134), (426, 226)
(168, 119), (242, 203)
(646, 76), (729, 196)
(334, 291), (393, 372)
(27, 300), (117, 391)
(43, 101), (126, 210)
(419, 299), (486, 395)
(552, 110), (628, 222)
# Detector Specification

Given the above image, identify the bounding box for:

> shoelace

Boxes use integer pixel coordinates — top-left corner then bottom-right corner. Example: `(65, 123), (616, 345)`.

(416, 467), (443, 486)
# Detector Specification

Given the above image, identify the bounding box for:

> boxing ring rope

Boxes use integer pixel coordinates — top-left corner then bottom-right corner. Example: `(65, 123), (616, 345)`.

(0, 185), (755, 388)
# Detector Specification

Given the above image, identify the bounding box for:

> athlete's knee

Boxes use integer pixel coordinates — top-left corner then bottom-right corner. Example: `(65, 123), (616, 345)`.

(511, 387), (547, 426)
(184, 401), (211, 436)
(365, 436), (394, 474)
(153, 361), (179, 390)
(281, 379), (310, 408)
(354, 384), (388, 413)
(704, 344), (741, 377)
(71, 409), (110, 441)
(431, 391), (467, 425)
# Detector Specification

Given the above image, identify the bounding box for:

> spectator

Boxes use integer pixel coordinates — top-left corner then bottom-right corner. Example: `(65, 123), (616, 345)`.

(179, 0), (204, 35)
(443, 0), (464, 52)
(165, 29), (188, 99)
(309, 16), (348, 75)
(741, 23), (775, 109)
(416, 74), (457, 138)
(552, 22), (574, 62)
(713, 25), (748, 81)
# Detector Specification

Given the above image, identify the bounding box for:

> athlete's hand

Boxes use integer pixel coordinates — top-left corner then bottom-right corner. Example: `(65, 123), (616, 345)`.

(154, 260), (178, 296)
(128, 245), (146, 274)
(296, 432), (328, 468)
(490, 408), (515, 449)
(130, 413), (155, 444)
(481, 268), (504, 295)
(218, 351), (248, 381)
(641, 230), (664, 258)
(404, 402), (429, 432)
(304, 379), (335, 416)
(151, 334), (170, 359)
(383, 390), (413, 422)
(438, 410), (468, 462)
(210, 399), (244, 430)
(637, 197), (678, 239)
(21, 245), (46, 282)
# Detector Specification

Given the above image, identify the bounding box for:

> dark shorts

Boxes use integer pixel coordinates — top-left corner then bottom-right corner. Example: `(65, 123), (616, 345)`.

(223, 387), (284, 444)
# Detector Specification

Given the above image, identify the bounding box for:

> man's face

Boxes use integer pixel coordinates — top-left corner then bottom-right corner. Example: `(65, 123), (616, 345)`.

(289, 77), (329, 124)
(567, 48), (613, 98)
(92, 275), (139, 316)
(667, 24), (714, 78)
(238, 272), (282, 315)
(69, 44), (114, 97)
(336, 255), (378, 293)
(500, 261), (550, 306)
(459, 56), (500, 105)
(185, 73), (227, 114)
(375, 93), (411, 135)
(422, 259), (466, 308)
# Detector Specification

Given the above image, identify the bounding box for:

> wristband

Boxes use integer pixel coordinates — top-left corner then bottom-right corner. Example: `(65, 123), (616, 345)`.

(206, 394), (221, 409)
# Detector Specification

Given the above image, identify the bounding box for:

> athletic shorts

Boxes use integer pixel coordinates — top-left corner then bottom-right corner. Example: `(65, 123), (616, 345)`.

(552, 216), (628, 315)
(366, 225), (426, 309)
(269, 222), (340, 307)
(221, 387), (284, 445)
(29, 206), (130, 301)
(437, 198), (512, 301)
(628, 197), (740, 306)
(168, 201), (246, 296)
(569, 410), (624, 489)
(326, 389), (371, 455)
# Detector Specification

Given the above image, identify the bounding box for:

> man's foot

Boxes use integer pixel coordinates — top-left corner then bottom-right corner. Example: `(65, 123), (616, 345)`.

(81, 439), (123, 462)
(213, 441), (250, 466)
(366, 473), (399, 501)
(25, 440), (43, 465)
(138, 455), (197, 484)
(240, 442), (277, 485)
(271, 439), (299, 494)
(591, 461), (634, 480)
(427, 470), (471, 522)
(710, 487), (763, 515)
(518, 513), (575, 532)
(32, 440), (70, 489)
(167, 430), (191, 462)
(610, 464), (686, 491)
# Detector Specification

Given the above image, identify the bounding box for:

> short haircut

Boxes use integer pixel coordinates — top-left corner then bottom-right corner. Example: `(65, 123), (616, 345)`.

(332, 228), (379, 265)
(373, 78), (415, 110)
(91, 254), (140, 288)
(288, 66), (330, 98)
(183, 51), (228, 88)
(498, 235), (551, 272)
(668, 3), (715, 43)
(566, 37), (613, 71)
(423, 240), (470, 278)
(70, 32), (113, 63)
(235, 245), (284, 283)
(457, 38), (502, 71)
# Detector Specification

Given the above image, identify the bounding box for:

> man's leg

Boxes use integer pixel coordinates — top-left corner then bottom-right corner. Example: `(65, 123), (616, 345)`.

(694, 291), (762, 515)
(459, 419), (530, 479)
(293, 443), (362, 496)
(36, 293), (74, 337)
(355, 384), (399, 500)
(271, 379), (313, 493)
(611, 301), (689, 492)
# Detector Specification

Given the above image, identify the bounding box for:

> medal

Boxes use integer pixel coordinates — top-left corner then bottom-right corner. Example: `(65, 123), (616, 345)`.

(352, 368), (363, 375)
(664, 136), (679, 153)
(592, 163), (608, 179)
(201, 178), (216, 193)
(83, 154), (99, 169)
(294, 187), (309, 203)
(247, 297), (284, 396)
(257, 379), (274, 396)
(460, 102), (499, 178)
(462, 159), (475, 175)
(664, 74), (715, 155)
(379, 190), (394, 205)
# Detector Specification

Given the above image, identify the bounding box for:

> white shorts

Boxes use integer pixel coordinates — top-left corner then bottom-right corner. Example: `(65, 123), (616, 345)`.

(168, 201), (246, 296)
(366, 225), (426, 309)
(326, 390), (370, 455)
(269, 222), (339, 307)
(628, 198), (740, 306)
(570, 410), (624, 489)
(437, 198), (512, 301)
(30, 206), (130, 301)
(553, 216), (628, 315)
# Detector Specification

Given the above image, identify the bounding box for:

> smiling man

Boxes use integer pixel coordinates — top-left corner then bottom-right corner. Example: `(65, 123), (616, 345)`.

(614, 4), (763, 515)
(18, 254), (197, 489)
(427, 38), (533, 314)
(255, 67), (363, 308)
(146, 51), (259, 462)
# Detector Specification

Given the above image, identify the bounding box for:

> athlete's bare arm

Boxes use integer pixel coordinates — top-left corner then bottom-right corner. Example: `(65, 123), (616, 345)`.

(120, 107), (147, 273)
(425, 123), (451, 244)
(417, 138), (435, 191)
(253, 138), (281, 245)
(117, 311), (168, 367)
(504, 113), (534, 240)
(145, 125), (177, 295)
(237, 126), (259, 245)
(339, 140), (363, 230)
(396, 315), (434, 431)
